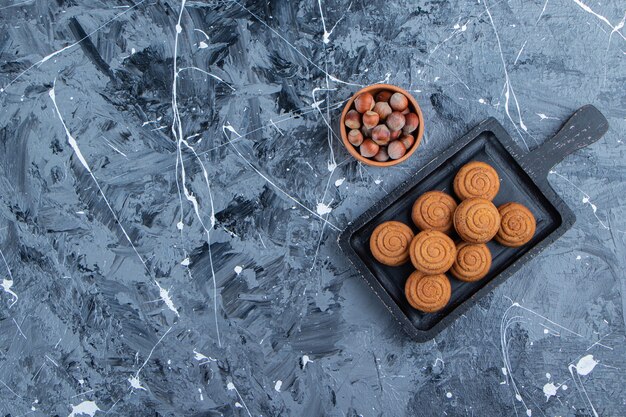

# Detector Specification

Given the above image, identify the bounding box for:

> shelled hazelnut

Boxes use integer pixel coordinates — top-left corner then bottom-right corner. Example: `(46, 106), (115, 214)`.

(345, 109), (361, 129)
(400, 134), (414, 149)
(389, 92), (408, 111)
(362, 111), (380, 129)
(374, 147), (390, 162)
(354, 93), (374, 113)
(373, 102), (392, 120)
(403, 113), (419, 134)
(360, 139), (379, 158)
(390, 130), (402, 141)
(372, 124), (391, 146)
(386, 112), (406, 132)
(348, 129), (364, 146)
(388, 140), (407, 160)
(375, 91), (392, 102)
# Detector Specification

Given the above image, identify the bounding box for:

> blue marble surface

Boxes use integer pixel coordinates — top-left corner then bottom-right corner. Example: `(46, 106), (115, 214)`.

(0, 0), (625, 416)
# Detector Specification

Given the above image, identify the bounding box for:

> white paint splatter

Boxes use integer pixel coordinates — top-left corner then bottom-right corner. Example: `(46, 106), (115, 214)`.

(127, 375), (146, 391)
(1, 279), (18, 307)
(222, 123), (339, 232)
(536, 112), (557, 120)
(198, 41), (208, 49)
(501, 367), (508, 376)
(526, 409), (532, 417)
(483, 0), (530, 151)
(198, 388), (204, 401)
(446, 392), (452, 398)
(274, 380), (282, 392)
(155, 281), (179, 316)
(193, 349), (216, 364)
(49, 86), (92, 171)
(316, 203), (332, 216)
(181, 258), (190, 266)
(235, 402), (243, 408)
(68, 401), (101, 417)
(571, 0), (626, 41)
(479, 98), (486, 104)
(568, 358), (599, 417)
(545, 373), (551, 379)
(575, 354), (598, 375)
(561, 384), (568, 390)
(302, 355), (313, 369)
(549, 170), (622, 232)
(374, 178), (382, 185)
(334, 178), (345, 187)
(226, 382), (252, 417)
(500, 301), (583, 417)
(543, 382), (557, 400)
(576, 255), (582, 260)
(234, 266), (243, 275)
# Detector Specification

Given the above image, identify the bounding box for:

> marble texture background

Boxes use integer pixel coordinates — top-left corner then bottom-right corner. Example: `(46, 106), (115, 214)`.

(0, 0), (625, 416)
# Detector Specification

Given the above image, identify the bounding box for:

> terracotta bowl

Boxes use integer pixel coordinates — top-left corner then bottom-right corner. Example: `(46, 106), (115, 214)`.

(340, 84), (424, 167)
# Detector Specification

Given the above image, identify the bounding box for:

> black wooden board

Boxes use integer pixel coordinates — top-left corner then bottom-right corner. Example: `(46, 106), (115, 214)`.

(337, 105), (609, 342)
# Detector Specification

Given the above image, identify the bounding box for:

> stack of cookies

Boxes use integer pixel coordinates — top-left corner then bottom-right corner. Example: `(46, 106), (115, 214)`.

(369, 161), (537, 313)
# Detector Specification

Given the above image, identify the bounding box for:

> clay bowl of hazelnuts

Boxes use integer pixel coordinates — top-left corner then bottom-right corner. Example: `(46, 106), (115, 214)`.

(340, 84), (424, 167)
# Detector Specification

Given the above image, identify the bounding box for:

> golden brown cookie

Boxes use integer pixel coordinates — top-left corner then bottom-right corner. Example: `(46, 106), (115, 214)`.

(495, 202), (536, 247)
(450, 242), (492, 282)
(411, 191), (458, 233)
(409, 231), (456, 274)
(405, 270), (451, 313)
(370, 221), (415, 266)
(453, 161), (500, 201)
(453, 198), (501, 243)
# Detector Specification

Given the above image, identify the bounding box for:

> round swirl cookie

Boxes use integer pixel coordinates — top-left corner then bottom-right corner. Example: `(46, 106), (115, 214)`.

(495, 202), (536, 247)
(453, 161), (500, 201)
(411, 191), (457, 233)
(405, 270), (451, 313)
(409, 230), (456, 274)
(453, 198), (501, 244)
(450, 242), (492, 282)
(369, 221), (415, 266)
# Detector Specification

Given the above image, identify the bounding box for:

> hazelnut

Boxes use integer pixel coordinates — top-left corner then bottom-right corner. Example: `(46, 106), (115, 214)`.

(354, 92), (374, 113)
(375, 90), (392, 102)
(371, 124), (391, 146)
(360, 125), (372, 137)
(362, 111), (380, 129)
(348, 129), (364, 146)
(373, 147), (390, 162)
(345, 109), (361, 129)
(389, 129), (402, 141)
(403, 113), (419, 134)
(360, 139), (379, 158)
(401, 107), (410, 115)
(386, 111), (406, 132)
(388, 140), (407, 160)
(400, 134), (414, 149)
(372, 102), (392, 120)
(389, 92), (408, 111)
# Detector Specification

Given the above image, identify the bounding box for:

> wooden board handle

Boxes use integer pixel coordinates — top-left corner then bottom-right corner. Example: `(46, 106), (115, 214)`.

(522, 105), (609, 178)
